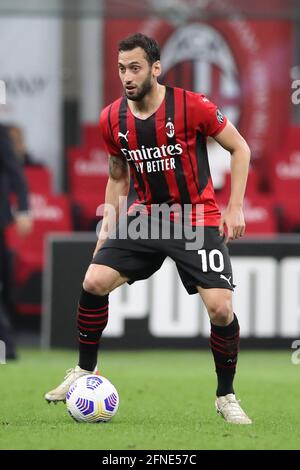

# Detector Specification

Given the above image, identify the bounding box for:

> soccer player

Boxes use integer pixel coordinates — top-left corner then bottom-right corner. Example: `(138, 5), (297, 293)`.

(45, 33), (251, 424)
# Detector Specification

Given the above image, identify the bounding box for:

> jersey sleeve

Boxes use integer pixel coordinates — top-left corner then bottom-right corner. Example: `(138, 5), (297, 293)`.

(99, 106), (122, 157)
(194, 93), (227, 137)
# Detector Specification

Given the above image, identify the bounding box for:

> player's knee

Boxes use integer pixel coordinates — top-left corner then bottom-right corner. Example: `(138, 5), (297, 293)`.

(83, 272), (111, 296)
(208, 300), (232, 326)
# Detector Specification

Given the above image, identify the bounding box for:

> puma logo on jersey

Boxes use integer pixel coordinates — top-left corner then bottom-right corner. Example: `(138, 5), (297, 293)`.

(118, 130), (129, 142)
(220, 274), (232, 286)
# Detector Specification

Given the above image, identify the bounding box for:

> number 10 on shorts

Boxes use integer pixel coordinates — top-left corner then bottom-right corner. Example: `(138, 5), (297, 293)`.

(197, 249), (224, 272)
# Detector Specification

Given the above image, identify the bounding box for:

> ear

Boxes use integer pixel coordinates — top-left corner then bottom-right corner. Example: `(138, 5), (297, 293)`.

(152, 60), (161, 78)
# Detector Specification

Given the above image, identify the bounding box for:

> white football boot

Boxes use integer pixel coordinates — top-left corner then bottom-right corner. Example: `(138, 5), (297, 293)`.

(44, 365), (98, 404)
(215, 393), (252, 424)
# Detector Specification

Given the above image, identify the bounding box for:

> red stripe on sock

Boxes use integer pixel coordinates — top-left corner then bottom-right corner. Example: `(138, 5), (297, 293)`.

(78, 338), (99, 345)
(78, 311), (108, 318)
(210, 337), (238, 353)
(209, 342), (236, 357)
(210, 336), (228, 350)
(211, 330), (240, 343)
(78, 304), (108, 312)
(78, 318), (107, 326)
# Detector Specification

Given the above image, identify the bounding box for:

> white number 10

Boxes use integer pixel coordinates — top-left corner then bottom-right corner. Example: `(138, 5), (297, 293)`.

(197, 249), (224, 272)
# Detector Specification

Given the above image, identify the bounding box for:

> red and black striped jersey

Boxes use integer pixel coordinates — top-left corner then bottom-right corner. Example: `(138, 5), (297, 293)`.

(99, 86), (227, 226)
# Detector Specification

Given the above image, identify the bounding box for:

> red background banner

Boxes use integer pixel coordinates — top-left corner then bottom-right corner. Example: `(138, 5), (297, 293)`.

(103, 18), (292, 168)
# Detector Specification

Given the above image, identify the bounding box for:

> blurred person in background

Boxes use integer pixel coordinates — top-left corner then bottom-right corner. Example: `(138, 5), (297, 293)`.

(8, 124), (43, 167)
(0, 124), (33, 360)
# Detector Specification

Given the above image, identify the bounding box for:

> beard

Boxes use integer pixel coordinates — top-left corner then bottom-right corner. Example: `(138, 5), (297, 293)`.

(125, 73), (153, 101)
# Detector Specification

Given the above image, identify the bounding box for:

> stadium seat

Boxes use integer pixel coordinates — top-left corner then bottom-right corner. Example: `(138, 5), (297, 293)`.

(68, 147), (108, 192)
(243, 196), (278, 234)
(216, 169), (260, 205)
(272, 140), (300, 231)
(283, 125), (300, 151)
(273, 186), (300, 232)
(216, 193), (278, 235)
(24, 166), (53, 194)
(82, 123), (105, 148)
(72, 191), (105, 231)
(67, 147), (108, 230)
(5, 194), (73, 314)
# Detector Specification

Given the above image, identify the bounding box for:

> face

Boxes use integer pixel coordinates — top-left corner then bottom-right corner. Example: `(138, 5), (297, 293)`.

(118, 47), (160, 101)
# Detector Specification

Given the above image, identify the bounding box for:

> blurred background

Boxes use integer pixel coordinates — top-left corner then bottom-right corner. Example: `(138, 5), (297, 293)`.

(1, 0), (300, 354)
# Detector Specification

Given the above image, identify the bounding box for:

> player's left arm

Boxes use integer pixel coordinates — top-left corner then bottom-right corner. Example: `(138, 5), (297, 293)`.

(213, 120), (251, 241)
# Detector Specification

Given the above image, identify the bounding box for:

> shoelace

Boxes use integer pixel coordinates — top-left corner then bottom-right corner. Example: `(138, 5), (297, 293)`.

(219, 398), (246, 418)
(62, 368), (76, 384)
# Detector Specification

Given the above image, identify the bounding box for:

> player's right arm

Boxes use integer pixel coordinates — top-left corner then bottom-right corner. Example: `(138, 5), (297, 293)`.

(93, 155), (130, 255)
(93, 105), (130, 255)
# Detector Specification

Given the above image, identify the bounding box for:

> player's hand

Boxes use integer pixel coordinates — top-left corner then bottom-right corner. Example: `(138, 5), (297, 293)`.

(15, 213), (33, 237)
(219, 205), (245, 243)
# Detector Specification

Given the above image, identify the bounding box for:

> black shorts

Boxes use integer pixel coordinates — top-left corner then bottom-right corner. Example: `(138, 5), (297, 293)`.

(92, 215), (234, 295)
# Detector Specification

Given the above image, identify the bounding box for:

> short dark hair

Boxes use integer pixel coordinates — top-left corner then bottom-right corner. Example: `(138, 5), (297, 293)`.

(118, 33), (160, 65)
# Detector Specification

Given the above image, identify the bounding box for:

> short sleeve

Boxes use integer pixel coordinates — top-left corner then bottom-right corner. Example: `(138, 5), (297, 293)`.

(99, 106), (122, 157)
(195, 94), (227, 137)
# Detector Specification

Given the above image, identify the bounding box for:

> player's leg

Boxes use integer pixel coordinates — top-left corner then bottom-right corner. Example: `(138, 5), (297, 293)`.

(45, 217), (165, 404)
(198, 286), (251, 424)
(168, 225), (251, 423)
(44, 264), (128, 403)
(197, 287), (237, 396)
(78, 263), (129, 372)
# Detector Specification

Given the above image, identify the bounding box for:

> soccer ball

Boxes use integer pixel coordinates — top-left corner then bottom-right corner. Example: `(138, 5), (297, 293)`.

(66, 374), (119, 423)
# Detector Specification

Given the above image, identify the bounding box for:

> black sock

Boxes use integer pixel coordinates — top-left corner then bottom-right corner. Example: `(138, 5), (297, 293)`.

(77, 288), (109, 371)
(210, 314), (240, 397)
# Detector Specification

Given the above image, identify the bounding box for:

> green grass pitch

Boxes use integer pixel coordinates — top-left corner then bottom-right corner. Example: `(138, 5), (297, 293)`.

(0, 349), (299, 450)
